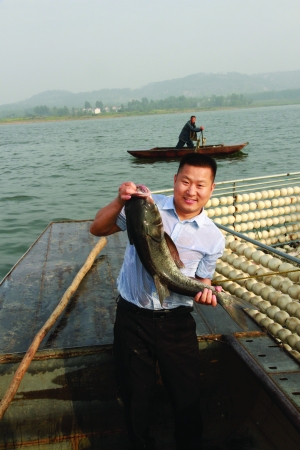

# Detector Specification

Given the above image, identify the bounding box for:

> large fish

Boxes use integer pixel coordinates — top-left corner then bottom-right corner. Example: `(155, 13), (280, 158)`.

(125, 185), (245, 323)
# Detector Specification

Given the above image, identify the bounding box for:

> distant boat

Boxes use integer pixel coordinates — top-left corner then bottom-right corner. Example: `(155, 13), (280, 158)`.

(127, 142), (249, 159)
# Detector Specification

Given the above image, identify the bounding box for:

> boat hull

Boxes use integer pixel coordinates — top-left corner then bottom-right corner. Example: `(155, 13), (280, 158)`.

(127, 142), (249, 159)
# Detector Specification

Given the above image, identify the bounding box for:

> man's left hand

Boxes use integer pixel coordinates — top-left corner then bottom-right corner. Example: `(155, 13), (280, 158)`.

(194, 286), (222, 307)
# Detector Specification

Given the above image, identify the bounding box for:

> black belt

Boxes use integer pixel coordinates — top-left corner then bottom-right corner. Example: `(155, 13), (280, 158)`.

(117, 295), (193, 319)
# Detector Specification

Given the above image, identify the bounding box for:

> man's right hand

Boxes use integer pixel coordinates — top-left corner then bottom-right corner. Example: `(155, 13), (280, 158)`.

(118, 182), (138, 204)
(200, 126), (204, 131)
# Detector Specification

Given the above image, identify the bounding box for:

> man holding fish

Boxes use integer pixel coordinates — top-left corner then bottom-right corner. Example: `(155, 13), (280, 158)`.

(90, 154), (224, 450)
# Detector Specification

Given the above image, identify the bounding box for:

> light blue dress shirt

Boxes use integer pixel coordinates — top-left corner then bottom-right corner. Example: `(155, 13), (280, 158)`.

(116, 194), (225, 310)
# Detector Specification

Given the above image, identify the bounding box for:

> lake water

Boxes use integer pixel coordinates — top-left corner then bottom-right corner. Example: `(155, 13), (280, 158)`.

(1, 105), (300, 280)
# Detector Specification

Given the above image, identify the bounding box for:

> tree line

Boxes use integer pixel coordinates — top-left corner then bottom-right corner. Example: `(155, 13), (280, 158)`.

(24, 88), (300, 118)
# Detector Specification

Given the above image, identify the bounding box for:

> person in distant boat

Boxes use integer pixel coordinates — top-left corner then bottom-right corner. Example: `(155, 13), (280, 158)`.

(175, 115), (204, 149)
(90, 153), (224, 450)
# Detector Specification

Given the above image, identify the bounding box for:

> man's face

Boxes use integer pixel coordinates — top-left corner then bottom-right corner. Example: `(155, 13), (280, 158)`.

(173, 164), (215, 220)
(191, 117), (196, 124)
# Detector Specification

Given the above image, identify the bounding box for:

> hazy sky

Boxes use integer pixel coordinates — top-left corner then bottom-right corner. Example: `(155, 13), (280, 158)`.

(1, 0), (299, 105)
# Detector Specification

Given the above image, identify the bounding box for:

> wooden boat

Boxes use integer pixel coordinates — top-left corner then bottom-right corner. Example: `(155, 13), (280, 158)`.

(127, 142), (249, 159)
(1, 217), (300, 449)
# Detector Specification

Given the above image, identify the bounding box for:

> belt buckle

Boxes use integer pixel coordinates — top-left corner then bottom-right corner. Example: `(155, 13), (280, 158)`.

(153, 310), (167, 319)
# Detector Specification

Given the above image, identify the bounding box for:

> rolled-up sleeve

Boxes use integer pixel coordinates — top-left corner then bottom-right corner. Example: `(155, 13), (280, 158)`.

(116, 208), (127, 231)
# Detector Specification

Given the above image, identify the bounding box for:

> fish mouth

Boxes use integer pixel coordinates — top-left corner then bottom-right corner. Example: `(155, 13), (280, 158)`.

(131, 184), (152, 198)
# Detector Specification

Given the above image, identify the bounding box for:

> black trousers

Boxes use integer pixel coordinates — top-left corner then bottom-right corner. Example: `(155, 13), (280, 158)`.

(175, 139), (195, 149)
(113, 299), (202, 450)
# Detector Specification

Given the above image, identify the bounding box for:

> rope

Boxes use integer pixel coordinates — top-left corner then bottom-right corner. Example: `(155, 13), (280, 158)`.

(213, 267), (300, 285)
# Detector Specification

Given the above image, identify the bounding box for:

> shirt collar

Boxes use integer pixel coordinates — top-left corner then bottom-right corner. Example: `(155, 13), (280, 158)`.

(161, 196), (206, 227)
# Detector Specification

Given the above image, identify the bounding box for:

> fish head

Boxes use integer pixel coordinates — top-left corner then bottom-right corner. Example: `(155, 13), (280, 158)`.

(125, 194), (164, 243)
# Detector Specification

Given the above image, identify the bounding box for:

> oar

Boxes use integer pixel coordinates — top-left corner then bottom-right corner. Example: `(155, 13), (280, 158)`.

(0, 236), (107, 420)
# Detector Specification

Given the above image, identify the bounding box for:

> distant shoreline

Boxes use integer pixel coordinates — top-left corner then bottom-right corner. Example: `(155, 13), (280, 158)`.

(1, 101), (299, 125)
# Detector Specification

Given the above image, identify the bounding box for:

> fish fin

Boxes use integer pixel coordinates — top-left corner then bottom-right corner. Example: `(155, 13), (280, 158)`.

(127, 228), (134, 245)
(154, 275), (170, 305)
(164, 232), (185, 268)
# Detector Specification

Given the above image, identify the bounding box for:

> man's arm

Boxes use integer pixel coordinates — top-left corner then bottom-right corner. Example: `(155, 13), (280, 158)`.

(90, 181), (137, 236)
(186, 122), (204, 133)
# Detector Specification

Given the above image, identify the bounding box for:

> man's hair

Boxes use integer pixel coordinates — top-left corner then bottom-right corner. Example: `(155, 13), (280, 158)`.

(190, 115), (196, 121)
(177, 153), (217, 180)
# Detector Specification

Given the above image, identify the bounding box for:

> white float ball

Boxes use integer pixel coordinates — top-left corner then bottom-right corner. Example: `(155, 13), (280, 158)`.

(242, 193), (249, 202)
(235, 194), (243, 202)
(284, 198), (291, 206)
(266, 305), (280, 319)
(267, 190), (275, 198)
(276, 328), (292, 340)
(281, 188), (288, 196)
(257, 201), (265, 210)
(268, 258), (282, 271)
(268, 292), (283, 306)
(236, 243), (248, 255)
(286, 317), (300, 332)
(271, 199), (279, 207)
(268, 322), (282, 336)
(249, 193), (256, 201)
(286, 334), (300, 348)
(249, 202), (257, 210)
(252, 283), (266, 296)
(260, 219), (267, 228)
(286, 302), (300, 316)
(228, 205), (235, 214)
(277, 295), (292, 310)
(287, 187), (294, 195)
(255, 192), (262, 200)
(260, 286), (274, 300)
(270, 276), (285, 289)
(259, 254), (272, 267)
(274, 310), (290, 326)
(279, 279), (293, 294)
(211, 198), (219, 207)
(235, 224), (242, 232)
(229, 240), (239, 251)
(219, 196), (227, 205)
(252, 250), (264, 264)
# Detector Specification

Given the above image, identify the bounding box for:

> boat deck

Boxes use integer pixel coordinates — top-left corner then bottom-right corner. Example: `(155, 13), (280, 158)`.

(1, 221), (300, 449)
